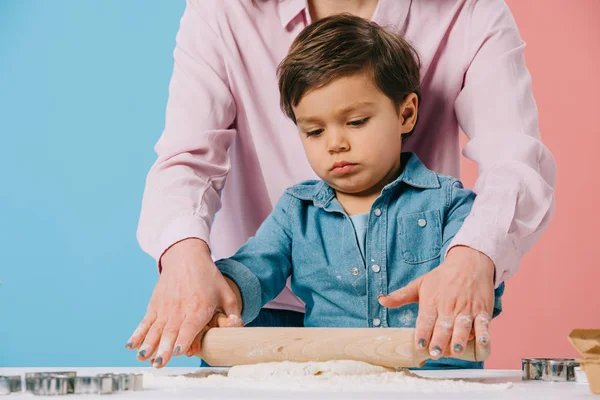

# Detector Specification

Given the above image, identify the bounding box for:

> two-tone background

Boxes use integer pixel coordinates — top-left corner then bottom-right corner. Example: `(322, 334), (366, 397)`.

(1, 0), (598, 367)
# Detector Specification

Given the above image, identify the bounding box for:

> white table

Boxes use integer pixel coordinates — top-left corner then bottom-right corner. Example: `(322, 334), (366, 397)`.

(0, 367), (596, 399)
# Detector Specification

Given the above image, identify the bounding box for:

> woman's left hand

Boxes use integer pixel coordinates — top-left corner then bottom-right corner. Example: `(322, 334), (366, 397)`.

(379, 245), (496, 359)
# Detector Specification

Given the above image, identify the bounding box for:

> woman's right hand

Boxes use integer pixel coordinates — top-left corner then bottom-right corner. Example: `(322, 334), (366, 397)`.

(125, 238), (242, 368)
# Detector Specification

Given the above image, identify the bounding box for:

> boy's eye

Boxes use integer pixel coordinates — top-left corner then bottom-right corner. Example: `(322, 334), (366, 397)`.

(348, 117), (369, 127)
(306, 129), (324, 137)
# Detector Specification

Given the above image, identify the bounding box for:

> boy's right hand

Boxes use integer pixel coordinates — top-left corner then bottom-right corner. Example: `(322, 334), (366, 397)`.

(125, 238), (242, 368)
(186, 310), (243, 357)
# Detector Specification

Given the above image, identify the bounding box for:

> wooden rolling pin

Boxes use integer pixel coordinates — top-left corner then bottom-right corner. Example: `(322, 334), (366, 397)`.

(199, 328), (490, 368)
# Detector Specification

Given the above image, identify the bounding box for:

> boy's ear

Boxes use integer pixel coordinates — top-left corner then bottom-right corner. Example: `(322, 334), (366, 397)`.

(399, 93), (419, 135)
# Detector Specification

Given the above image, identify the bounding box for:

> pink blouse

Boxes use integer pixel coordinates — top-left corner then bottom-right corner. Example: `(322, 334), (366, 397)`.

(137, 0), (556, 312)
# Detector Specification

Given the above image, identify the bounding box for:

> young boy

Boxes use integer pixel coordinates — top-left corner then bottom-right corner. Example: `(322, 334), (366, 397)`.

(213, 14), (503, 369)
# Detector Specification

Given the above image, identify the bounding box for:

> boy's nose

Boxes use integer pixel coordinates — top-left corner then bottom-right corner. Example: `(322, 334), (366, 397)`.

(327, 129), (350, 153)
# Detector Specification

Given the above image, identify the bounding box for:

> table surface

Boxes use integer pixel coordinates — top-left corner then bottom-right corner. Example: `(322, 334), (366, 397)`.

(0, 367), (596, 400)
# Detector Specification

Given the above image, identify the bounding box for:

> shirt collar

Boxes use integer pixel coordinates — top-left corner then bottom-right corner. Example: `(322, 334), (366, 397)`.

(287, 152), (440, 208)
(277, 0), (308, 29)
(394, 152), (441, 190)
(277, 0), (412, 32)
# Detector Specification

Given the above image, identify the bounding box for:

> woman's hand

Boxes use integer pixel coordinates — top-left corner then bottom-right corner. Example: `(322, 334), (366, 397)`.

(125, 239), (242, 368)
(379, 246), (495, 359)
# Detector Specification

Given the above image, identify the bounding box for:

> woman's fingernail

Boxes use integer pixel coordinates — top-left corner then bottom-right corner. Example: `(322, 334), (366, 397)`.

(153, 357), (163, 367)
(173, 346), (181, 357)
(417, 338), (427, 349)
(125, 341), (134, 349)
(478, 336), (488, 345)
(453, 343), (463, 353)
(138, 344), (150, 358)
(430, 346), (442, 357)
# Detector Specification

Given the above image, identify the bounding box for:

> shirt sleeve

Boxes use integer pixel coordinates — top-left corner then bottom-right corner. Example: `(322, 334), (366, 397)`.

(215, 194), (294, 324)
(448, 0), (557, 287)
(136, 0), (236, 267)
(443, 181), (504, 318)
(441, 181), (476, 260)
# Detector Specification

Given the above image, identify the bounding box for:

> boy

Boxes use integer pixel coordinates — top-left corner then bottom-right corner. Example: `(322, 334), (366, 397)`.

(213, 14), (503, 369)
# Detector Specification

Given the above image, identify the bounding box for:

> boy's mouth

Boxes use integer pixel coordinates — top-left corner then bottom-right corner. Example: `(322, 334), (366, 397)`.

(331, 161), (357, 175)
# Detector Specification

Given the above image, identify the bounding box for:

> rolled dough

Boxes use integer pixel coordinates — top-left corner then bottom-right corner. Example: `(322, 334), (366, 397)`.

(227, 360), (397, 379)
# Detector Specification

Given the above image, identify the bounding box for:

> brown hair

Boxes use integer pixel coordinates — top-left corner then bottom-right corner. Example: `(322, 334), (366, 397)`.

(277, 14), (421, 137)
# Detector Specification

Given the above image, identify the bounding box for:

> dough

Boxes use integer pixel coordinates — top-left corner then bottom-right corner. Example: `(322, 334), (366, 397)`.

(227, 360), (397, 379)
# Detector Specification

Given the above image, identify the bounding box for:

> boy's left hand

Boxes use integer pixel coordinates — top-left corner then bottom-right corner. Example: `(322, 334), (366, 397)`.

(378, 245), (495, 360)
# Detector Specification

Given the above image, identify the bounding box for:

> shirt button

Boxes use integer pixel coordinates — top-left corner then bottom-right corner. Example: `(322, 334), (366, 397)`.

(374, 208), (382, 217)
(351, 267), (359, 276)
(417, 218), (427, 227)
(371, 264), (381, 273)
(373, 318), (381, 327)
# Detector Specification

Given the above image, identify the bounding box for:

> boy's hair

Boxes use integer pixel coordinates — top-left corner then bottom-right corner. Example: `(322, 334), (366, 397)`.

(277, 14), (421, 138)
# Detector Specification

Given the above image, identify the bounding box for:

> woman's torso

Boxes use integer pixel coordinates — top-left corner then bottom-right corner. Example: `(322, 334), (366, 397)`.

(208, 0), (474, 310)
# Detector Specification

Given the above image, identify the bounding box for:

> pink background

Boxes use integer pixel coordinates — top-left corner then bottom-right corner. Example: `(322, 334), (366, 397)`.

(458, 0), (600, 368)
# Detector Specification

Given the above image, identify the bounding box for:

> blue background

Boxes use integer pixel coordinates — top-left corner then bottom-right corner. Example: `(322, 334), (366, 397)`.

(0, 0), (198, 366)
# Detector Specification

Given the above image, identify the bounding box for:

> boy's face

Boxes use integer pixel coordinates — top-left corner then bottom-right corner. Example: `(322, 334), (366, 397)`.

(293, 71), (417, 196)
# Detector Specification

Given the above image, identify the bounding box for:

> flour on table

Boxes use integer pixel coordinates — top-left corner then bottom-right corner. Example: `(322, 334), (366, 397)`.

(228, 360), (395, 378)
(143, 361), (513, 393)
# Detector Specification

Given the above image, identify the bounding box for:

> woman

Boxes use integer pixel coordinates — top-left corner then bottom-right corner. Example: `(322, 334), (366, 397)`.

(127, 0), (556, 368)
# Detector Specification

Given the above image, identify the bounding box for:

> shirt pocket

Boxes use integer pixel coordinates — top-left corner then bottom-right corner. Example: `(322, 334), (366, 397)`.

(399, 210), (442, 264)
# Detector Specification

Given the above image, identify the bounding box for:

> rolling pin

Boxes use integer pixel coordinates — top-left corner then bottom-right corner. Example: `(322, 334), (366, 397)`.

(199, 328), (490, 368)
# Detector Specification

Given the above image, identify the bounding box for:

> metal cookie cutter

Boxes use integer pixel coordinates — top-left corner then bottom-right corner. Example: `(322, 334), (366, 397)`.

(26, 371), (77, 395)
(522, 358), (580, 382)
(26, 372), (77, 396)
(24, 371), (143, 395)
(93, 373), (143, 394)
(116, 373), (143, 392)
(0, 375), (22, 395)
(72, 375), (113, 395)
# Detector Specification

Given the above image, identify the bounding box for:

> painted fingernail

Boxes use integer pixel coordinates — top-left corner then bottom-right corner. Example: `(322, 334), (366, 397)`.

(173, 346), (181, 357)
(153, 357), (163, 367)
(125, 341), (134, 349)
(417, 338), (427, 349)
(453, 344), (463, 353)
(138, 344), (150, 358)
(478, 336), (488, 345)
(430, 346), (442, 357)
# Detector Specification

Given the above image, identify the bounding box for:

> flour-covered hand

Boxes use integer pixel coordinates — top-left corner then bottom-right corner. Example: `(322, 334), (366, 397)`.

(125, 239), (242, 368)
(379, 246), (495, 359)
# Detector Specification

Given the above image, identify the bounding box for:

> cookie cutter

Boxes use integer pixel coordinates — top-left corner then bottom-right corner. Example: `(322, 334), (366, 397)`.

(19, 371), (143, 395)
(74, 375), (114, 395)
(0, 375), (22, 395)
(25, 372), (77, 396)
(522, 358), (580, 382)
(574, 366), (588, 384)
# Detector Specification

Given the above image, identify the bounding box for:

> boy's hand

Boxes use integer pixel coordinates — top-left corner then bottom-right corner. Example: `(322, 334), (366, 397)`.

(125, 239), (242, 368)
(378, 245), (495, 360)
(185, 310), (244, 358)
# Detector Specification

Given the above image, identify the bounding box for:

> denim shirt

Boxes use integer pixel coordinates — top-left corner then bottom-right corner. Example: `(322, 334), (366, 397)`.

(216, 153), (504, 368)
